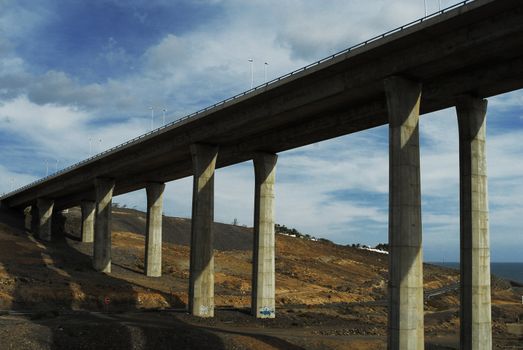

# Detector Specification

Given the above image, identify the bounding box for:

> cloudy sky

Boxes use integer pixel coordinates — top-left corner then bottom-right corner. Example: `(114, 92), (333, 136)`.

(0, 0), (521, 262)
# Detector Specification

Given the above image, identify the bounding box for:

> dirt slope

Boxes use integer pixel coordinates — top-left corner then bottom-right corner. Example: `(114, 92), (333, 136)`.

(0, 206), (521, 349)
(65, 207), (254, 251)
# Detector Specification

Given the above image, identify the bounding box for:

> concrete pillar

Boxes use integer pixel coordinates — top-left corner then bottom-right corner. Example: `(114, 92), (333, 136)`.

(93, 178), (115, 273)
(81, 200), (95, 243)
(30, 204), (39, 234)
(385, 76), (424, 350)
(251, 152), (277, 318)
(189, 143), (218, 317)
(456, 97), (492, 350)
(145, 182), (165, 277)
(37, 198), (54, 241)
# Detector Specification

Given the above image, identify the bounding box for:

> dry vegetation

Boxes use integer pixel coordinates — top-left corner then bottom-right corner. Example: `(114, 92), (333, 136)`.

(0, 206), (521, 349)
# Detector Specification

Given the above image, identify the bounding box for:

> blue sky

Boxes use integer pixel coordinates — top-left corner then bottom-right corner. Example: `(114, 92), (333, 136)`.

(0, 0), (521, 262)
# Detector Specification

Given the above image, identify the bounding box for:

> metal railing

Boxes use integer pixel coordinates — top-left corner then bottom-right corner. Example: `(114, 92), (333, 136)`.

(0, 0), (477, 200)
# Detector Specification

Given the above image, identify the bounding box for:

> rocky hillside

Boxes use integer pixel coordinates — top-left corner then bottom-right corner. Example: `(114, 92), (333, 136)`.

(64, 207), (254, 251)
(0, 205), (521, 349)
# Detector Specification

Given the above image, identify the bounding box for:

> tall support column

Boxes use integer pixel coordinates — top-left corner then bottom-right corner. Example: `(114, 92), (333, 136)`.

(145, 182), (165, 277)
(93, 178), (115, 273)
(189, 143), (218, 317)
(37, 198), (54, 241)
(456, 97), (492, 350)
(30, 204), (39, 234)
(81, 200), (95, 243)
(385, 77), (424, 350)
(251, 152), (277, 318)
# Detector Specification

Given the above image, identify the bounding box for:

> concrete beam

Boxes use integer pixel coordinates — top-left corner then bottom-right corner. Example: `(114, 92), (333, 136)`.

(252, 152), (277, 318)
(80, 200), (95, 243)
(36, 198), (54, 241)
(93, 178), (115, 273)
(456, 96), (492, 350)
(145, 182), (165, 277)
(189, 143), (218, 317)
(385, 76), (424, 350)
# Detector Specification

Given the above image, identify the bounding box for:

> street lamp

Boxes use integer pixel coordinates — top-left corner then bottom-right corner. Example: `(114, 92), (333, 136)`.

(264, 62), (269, 82)
(248, 59), (254, 88)
(149, 106), (154, 131)
(424, 0), (428, 16)
(162, 108), (167, 125)
(55, 159), (59, 173)
(45, 160), (49, 177)
(89, 137), (93, 156)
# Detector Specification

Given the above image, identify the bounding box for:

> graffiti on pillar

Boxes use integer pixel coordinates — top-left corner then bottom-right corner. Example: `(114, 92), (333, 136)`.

(103, 296), (110, 313)
(259, 306), (274, 317)
(200, 305), (210, 315)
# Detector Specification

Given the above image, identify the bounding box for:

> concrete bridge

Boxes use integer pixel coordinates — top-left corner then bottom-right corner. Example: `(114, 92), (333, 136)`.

(2, 0), (523, 348)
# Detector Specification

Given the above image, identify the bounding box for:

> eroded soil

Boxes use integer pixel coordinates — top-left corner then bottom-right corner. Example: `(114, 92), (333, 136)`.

(0, 207), (521, 349)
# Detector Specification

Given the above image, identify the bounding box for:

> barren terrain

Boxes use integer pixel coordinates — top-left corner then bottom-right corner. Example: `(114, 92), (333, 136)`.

(0, 206), (521, 349)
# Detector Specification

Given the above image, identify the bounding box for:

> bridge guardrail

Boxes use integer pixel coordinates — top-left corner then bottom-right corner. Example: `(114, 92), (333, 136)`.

(0, 0), (476, 201)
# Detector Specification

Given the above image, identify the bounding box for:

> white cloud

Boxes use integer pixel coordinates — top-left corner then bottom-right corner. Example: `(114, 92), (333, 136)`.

(0, 96), (151, 170)
(489, 90), (523, 111)
(0, 0), (428, 118)
(0, 164), (38, 196)
(0, 2), (52, 41)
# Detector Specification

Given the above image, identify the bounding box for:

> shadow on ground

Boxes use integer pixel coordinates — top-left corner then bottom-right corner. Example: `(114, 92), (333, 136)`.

(0, 206), (283, 349)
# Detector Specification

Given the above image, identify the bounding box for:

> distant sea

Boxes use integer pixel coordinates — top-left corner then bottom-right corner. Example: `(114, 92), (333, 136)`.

(431, 262), (523, 284)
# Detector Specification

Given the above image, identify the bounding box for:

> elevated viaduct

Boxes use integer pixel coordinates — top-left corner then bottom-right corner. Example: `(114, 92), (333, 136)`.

(2, 0), (523, 348)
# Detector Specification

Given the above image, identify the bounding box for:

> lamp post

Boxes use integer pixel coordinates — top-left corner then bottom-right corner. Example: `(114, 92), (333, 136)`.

(248, 59), (254, 88)
(264, 62), (269, 82)
(162, 108), (166, 125)
(149, 106), (154, 131)
(89, 137), (92, 156)
(45, 160), (49, 177)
